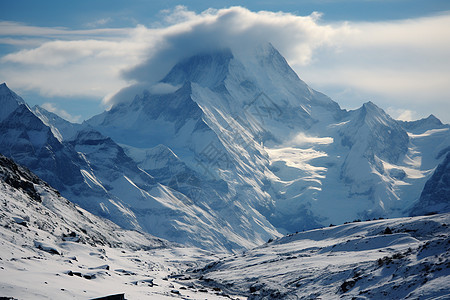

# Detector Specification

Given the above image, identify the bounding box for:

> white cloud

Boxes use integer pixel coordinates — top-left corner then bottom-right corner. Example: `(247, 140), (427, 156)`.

(0, 21), (130, 38)
(0, 7), (449, 122)
(1, 6), (342, 103)
(160, 5), (200, 24)
(119, 6), (349, 98)
(295, 13), (450, 122)
(0, 24), (152, 98)
(41, 102), (81, 123)
(3, 40), (118, 66)
(149, 82), (181, 95)
(0, 37), (45, 47)
(86, 18), (113, 28)
(386, 107), (418, 122)
(292, 132), (334, 146)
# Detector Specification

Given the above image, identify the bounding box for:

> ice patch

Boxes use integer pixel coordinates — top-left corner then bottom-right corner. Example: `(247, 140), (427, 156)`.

(408, 128), (449, 138)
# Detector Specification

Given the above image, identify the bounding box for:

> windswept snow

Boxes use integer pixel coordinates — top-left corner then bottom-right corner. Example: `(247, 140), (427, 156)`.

(408, 128), (449, 139)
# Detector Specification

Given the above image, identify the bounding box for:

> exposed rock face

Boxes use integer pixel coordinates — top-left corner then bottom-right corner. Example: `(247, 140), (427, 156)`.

(411, 151), (450, 216)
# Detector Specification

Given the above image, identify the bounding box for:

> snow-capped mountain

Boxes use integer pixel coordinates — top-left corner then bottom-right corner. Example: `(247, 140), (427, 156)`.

(32, 105), (81, 141)
(85, 44), (345, 236)
(0, 83), (279, 252)
(0, 92), (151, 233)
(0, 153), (168, 249)
(0, 100), (86, 192)
(0, 82), (25, 122)
(86, 43), (449, 233)
(0, 43), (448, 253)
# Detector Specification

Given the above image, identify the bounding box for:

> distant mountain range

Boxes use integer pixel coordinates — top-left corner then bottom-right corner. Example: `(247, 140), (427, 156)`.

(0, 43), (448, 251)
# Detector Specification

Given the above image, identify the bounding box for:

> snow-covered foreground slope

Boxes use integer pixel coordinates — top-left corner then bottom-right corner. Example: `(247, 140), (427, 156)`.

(193, 213), (450, 299)
(0, 154), (244, 299)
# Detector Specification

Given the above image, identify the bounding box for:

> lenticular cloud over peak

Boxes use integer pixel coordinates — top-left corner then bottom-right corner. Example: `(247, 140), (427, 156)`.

(120, 7), (339, 84)
(108, 6), (345, 106)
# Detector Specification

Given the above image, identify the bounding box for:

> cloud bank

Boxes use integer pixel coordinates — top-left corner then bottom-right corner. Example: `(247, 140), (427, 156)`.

(119, 7), (342, 88)
(0, 6), (449, 121)
(41, 102), (81, 123)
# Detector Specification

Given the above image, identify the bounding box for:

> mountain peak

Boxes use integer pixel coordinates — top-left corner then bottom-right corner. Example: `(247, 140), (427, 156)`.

(0, 82), (8, 92)
(361, 101), (380, 111)
(398, 113), (446, 133)
(162, 48), (233, 88)
(161, 43), (299, 90)
(341, 100), (409, 164)
(0, 83), (22, 100)
(252, 42), (298, 77)
(424, 114), (443, 125)
(0, 83), (26, 122)
(356, 101), (391, 124)
(362, 100), (376, 106)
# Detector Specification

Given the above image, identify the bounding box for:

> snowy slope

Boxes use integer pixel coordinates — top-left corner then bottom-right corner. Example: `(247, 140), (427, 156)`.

(87, 73), (284, 249)
(65, 126), (279, 252)
(0, 153), (169, 249)
(0, 154), (245, 300)
(0, 83), (25, 122)
(194, 213), (450, 299)
(32, 105), (81, 141)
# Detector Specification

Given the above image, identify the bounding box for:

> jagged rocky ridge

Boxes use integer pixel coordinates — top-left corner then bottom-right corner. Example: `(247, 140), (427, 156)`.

(0, 153), (170, 249)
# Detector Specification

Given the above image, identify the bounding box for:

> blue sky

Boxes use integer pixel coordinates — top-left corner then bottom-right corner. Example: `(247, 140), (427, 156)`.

(1, 1), (449, 122)
(3, 0), (449, 25)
